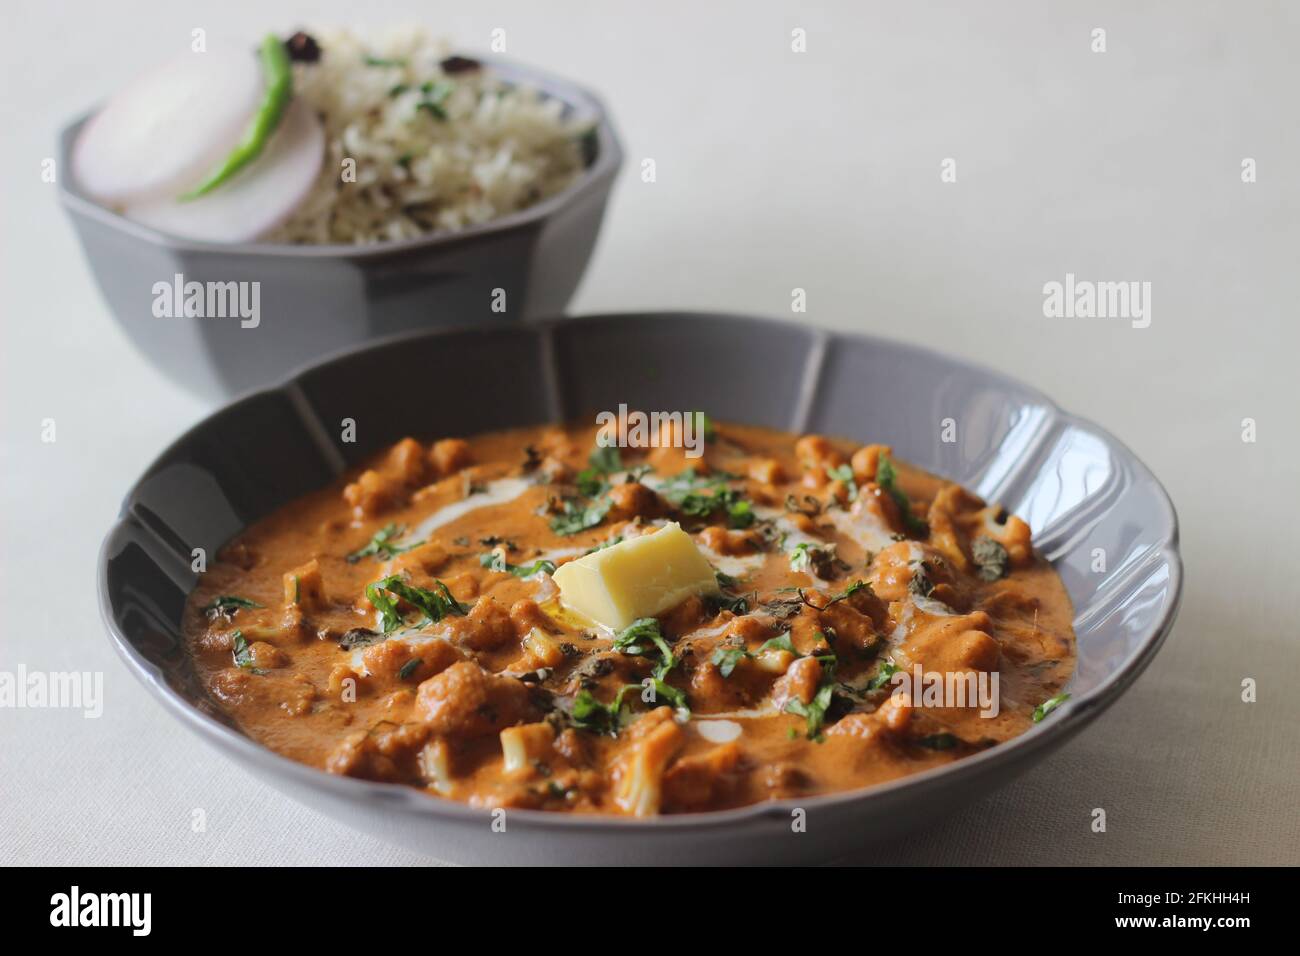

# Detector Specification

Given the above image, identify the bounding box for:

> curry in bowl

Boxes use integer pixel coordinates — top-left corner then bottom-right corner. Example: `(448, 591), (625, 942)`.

(186, 418), (1075, 816)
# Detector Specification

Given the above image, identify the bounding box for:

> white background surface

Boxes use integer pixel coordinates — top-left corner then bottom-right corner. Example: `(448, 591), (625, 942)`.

(3, 0), (1298, 866)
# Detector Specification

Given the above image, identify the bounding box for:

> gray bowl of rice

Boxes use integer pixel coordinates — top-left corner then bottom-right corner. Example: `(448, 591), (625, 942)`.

(58, 28), (623, 400)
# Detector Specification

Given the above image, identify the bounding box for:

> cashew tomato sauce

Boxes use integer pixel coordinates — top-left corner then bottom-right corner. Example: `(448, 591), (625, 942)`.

(185, 420), (1075, 816)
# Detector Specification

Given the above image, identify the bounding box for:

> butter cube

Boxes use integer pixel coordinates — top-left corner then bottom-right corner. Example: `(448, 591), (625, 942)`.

(552, 522), (720, 630)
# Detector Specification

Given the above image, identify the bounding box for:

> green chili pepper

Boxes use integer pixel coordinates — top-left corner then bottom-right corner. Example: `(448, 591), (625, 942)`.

(180, 34), (293, 200)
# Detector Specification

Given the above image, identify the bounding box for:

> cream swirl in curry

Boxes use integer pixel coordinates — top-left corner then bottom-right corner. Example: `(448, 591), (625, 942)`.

(186, 419), (1075, 815)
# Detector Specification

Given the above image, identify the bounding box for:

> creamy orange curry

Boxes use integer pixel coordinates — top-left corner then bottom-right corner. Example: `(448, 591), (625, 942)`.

(186, 419), (1075, 816)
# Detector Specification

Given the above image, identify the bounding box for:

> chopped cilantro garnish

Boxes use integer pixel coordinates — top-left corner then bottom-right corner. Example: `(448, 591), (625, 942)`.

(759, 632), (797, 655)
(347, 523), (423, 563)
(550, 443), (627, 535)
(230, 630), (265, 674)
(711, 644), (749, 677)
(549, 496), (612, 536)
(789, 542), (814, 573)
(611, 618), (677, 681)
(574, 443), (623, 495)
(398, 658), (422, 680)
(478, 552), (557, 577)
(916, 732), (959, 750)
(645, 677), (689, 711)
(826, 463), (858, 502)
(876, 452), (929, 536)
(785, 679), (836, 740)
(569, 685), (636, 736)
(725, 497), (754, 528)
(365, 575), (468, 633)
(678, 486), (754, 529)
(1032, 692), (1070, 723)
(866, 659), (901, 691)
(588, 443), (623, 474)
(584, 533), (625, 554)
(712, 630), (801, 678)
(604, 619), (690, 716)
(413, 80), (454, 120)
(709, 589), (751, 615)
(708, 571), (752, 615)
(825, 579), (871, 606)
(658, 468), (754, 529)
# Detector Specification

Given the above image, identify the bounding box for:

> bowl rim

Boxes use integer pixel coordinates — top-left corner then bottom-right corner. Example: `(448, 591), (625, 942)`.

(98, 311), (1184, 834)
(57, 52), (624, 258)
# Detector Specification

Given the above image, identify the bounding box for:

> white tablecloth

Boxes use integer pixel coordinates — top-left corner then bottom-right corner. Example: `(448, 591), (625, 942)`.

(3, 0), (1297, 866)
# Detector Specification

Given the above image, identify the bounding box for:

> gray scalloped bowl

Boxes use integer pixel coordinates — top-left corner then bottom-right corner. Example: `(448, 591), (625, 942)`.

(58, 57), (622, 401)
(99, 313), (1182, 865)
